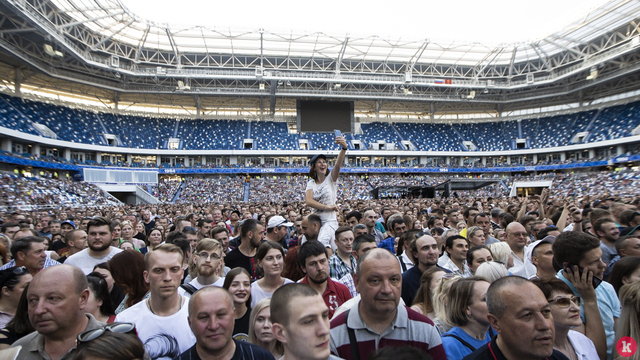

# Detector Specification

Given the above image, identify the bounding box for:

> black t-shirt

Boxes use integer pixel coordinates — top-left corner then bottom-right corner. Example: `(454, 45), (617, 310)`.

(144, 220), (156, 234)
(225, 248), (258, 281)
(134, 232), (146, 241)
(173, 340), (275, 360)
(232, 307), (251, 342)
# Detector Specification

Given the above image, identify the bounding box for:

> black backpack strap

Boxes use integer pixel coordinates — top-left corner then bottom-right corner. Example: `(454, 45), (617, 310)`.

(488, 327), (495, 338)
(344, 309), (360, 360)
(398, 256), (407, 272)
(442, 334), (476, 352)
(180, 283), (197, 295)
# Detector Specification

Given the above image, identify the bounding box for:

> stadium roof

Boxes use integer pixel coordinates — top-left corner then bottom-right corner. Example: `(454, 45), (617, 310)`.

(48, 0), (638, 66)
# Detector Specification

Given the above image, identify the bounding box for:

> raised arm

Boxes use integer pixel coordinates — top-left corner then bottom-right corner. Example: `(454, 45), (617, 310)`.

(330, 136), (348, 183)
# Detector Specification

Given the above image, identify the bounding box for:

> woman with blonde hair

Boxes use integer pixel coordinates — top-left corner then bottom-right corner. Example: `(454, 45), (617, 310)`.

(475, 261), (509, 283)
(120, 221), (145, 249)
(248, 298), (283, 359)
(431, 274), (461, 335)
(615, 281), (640, 360)
(410, 267), (446, 320)
(488, 241), (514, 269)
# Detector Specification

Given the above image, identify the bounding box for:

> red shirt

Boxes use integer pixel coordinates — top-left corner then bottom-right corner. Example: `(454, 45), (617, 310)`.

(301, 276), (352, 318)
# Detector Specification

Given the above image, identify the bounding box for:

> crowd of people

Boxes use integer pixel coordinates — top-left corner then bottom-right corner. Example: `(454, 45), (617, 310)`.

(0, 166), (640, 359)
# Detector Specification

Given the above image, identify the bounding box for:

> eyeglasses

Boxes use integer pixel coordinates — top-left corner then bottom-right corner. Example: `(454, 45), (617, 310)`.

(197, 252), (221, 261)
(549, 296), (581, 308)
(10, 266), (28, 275)
(508, 232), (528, 238)
(77, 322), (136, 343)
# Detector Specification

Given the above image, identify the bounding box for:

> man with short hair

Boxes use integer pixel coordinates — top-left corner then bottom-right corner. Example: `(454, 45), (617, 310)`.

(196, 219), (213, 240)
(11, 265), (103, 360)
(352, 224), (367, 237)
(605, 235), (640, 279)
(335, 234), (379, 298)
(47, 220), (61, 237)
(463, 276), (566, 360)
(437, 235), (471, 277)
(57, 229), (87, 263)
(79, 217), (92, 231)
(0, 222), (19, 240)
(298, 241), (351, 318)
(594, 218), (619, 265)
(271, 284), (339, 360)
(505, 222), (537, 278)
(184, 229), (199, 252)
(362, 210), (384, 244)
(329, 227), (356, 280)
(345, 211), (362, 227)
(226, 210), (241, 233)
(401, 233), (447, 305)
(59, 220), (75, 236)
(116, 244), (196, 360)
(211, 226), (231, 254)
(330, 249), (445, 360)
(179, 239), (225, 297)
(459, 207), (479, 239)
(490, 208), (502, 229)
(377, 218), (406, 254)
(141, 209), (156, 234)
(266, 215), (292, 250)
(300, 215), (322, 244)
(225, 219), (264, 281)
(175, 286), (274, 360)
(38, 215), (52, 238)
(554, 231), (618, 360)
(65, 217), (122, 275)
(0, 236), (60, 275)
(528, 237), (556, 280)
(474, 213), (499, 245)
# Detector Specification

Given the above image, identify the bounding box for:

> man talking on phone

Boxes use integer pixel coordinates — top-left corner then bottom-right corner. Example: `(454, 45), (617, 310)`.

(553, 231), (617, 360)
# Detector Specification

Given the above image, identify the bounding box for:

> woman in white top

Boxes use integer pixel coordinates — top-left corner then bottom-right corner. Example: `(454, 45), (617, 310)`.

(531, 277), (601, 360)
(251, 241), (292, 308)
(304, 135), (347, 250)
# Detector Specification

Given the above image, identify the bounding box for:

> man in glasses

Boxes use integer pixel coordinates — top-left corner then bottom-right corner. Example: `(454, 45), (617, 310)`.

(11, 265), (103, 359)
(505, 222), (537, 278)
(179, 239), (224, 297)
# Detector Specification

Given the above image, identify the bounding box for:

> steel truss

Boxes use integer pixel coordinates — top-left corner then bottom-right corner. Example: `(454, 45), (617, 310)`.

(0, 0), (639, 115)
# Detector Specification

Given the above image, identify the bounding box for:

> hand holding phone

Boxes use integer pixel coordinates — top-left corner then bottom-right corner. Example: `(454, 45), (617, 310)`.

(564, 263), (602, 289)
(334, 129), (342, 138)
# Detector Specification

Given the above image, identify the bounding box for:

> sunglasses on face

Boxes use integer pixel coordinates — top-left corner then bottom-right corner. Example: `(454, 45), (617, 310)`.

(548, 296), (581, 308)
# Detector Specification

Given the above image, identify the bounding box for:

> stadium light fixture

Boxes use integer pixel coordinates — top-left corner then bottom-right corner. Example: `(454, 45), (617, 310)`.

(586, 67), (598, 80)
(44, 44), (63, 58)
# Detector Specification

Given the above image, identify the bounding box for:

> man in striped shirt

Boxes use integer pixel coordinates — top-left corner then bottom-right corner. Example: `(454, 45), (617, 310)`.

(329, 248), (446, 360)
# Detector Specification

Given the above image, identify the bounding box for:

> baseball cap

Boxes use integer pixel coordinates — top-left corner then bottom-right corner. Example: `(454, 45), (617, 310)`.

(61, 220), (76, 229)
(267, 216), (293, 229)
(526, 236), (556, 263)
(309, 154), (327, 167)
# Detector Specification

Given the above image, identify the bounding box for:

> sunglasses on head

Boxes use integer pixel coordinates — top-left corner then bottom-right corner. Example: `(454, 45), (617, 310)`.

(76, 322), (136, 343)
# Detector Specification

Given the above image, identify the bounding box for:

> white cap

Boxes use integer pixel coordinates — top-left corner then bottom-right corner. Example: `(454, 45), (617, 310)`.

(267, 215), (293, 229)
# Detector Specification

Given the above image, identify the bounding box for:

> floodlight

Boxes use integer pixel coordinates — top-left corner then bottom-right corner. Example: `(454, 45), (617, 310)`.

(259, 83), (265, 90)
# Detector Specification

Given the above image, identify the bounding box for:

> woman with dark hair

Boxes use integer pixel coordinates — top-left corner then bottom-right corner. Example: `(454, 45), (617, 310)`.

(0, 283), (33, 349)
(76, 329), (145, 360)
(251, 241), (292, 308)
(139, 228), (164, 255)
(223, 267), (252, 341)
(304, 134), (347, 249)
(108, 251), (150, 314)
(608, 256), (640, 295)
(410, 267), (446, 319)
(93, 262), (126, 311)
(466, 246), (493, 274)
(0, 267), (31, 328)
(441, 277), (493, 359)
(86, 272), (116, 323)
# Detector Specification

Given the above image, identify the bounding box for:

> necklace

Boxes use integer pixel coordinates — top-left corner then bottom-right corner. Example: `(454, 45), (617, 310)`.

(147, 295), (183, 316)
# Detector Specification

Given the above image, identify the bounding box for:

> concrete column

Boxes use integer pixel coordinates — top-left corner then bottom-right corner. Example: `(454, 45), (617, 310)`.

(95, 152), (102, 163)
(589, 149), (596, 159)
(260, 156), (265, 165)
(14, 68), (21, 96)
(33, 144), (40, 157)
(126, 154), (132, 165)
(445, 157), (451, 165)
(482, 157), (487, 165)
(533, 154), (538, 164)
(230, 156), (238, 165)
(617, 145), (625, 156)
(1, 138), (11, 152)
(63, 149), (71, 161)
(156, 157), (162, 166)
(202, 156), (207, 166)
(560, 152), (566, 162)
(507, 156), (511, 165)
(396, 156), (401, 165)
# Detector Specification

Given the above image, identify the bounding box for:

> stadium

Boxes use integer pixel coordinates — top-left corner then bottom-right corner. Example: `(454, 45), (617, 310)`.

(0, 0), (640, 205)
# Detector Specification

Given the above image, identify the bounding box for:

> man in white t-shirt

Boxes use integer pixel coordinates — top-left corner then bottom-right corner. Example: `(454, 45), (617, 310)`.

(115, 243), (195, 360)
(179, 239), (225, 297)
(65, 217), (122, 275)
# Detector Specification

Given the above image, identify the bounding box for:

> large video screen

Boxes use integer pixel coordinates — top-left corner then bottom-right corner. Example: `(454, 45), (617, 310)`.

(297, 100), (353, 132)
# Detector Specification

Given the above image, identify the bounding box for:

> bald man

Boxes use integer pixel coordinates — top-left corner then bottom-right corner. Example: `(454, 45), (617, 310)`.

(505, 222), (537, 278)
(175, 287), (274, 360)
(11, 265), (101, 360)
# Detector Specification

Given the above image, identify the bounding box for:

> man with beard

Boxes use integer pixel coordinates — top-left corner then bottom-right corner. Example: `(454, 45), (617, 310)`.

(298, 241), (351, 319)
(401, 233), (449, 305)
(65, 217), (122, 275)
(179, 239), (225, 297)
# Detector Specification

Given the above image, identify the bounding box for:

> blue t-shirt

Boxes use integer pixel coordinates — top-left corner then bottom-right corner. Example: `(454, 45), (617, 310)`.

(442, 326), (492, 360)
(557, 270), (620, 360)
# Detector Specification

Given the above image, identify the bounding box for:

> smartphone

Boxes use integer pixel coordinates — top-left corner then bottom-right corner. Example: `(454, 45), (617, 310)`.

(564, 263), (602, 289)
(334, 129), (342, 138)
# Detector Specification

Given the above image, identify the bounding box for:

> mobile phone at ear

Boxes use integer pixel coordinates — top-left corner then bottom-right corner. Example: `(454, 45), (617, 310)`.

(334, 129), (342, 138)
(564, 263), (602, 289)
